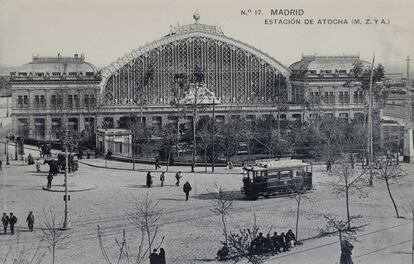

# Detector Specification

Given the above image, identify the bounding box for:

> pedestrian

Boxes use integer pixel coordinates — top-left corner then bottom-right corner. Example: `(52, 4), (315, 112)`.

(183, 181), (192, 201)
(340, 239), (354, 264)
(160, 172), (165, 187)
(326, 159), (332, 172)
(47, 173), (53, 189)
(146, 172), (153, 188)
(271, 232), (281, 254)
(26, 211), (34, 232)
(36, 159), (41, 172)
(1, 213), (9, 234)
(285, 229), (296, 247)
(155, 157), (161, 170)
(175, 171), (182, 186)
(9, 212), (17, 235)
(159, 248), (166, 264)
(0, 159), (2, 172)
(149, 249), (159, 264)
(28, 153), (34, 165)
(227, 160), (234, 170)
(349, 153), (354, 169)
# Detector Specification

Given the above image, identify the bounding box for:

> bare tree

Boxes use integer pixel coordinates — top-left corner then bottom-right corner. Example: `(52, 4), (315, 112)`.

(210, 186), (233, 245)
(374, 162), (405, 218)
(1, 233), (45, 264)
(318, 214), (360, 264)
(328, 156), (367, 230)
(37, 210), (71, 264)
(289, 182), (307, 243)
(402, 190), (414, 264)
(97, 193), (164, 264)
(227, 214), (265, 264)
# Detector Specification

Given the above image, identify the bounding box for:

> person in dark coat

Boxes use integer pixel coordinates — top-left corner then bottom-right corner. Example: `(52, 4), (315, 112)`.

(271, 232), (281, 254)
(285, 229), (296, 247)
(175, 171), (182, 186)
(183, 181), (192, 201)
(1, 213), (9, 234)
(159, 248), (166, 264)
(26, 211), (34, 232)
(47, 173), (53, 189)
(155, 158), (161, 170)
(251, 232), (265, 254)
(278, 232), (289, 252)
(27, 153), (35, 165)
(146, 172), (153, 188)
(340, 240), (354, 264)
(9, 213), (17, 235)
(160, 172), (165, 187)
(149, 249), (159, 264)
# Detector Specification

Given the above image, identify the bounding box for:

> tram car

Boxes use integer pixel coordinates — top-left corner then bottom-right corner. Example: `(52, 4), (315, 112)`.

(241, 159), (312, 200)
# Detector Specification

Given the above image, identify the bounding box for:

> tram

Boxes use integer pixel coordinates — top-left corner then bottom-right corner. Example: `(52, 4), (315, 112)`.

(241, 159), (312, 200)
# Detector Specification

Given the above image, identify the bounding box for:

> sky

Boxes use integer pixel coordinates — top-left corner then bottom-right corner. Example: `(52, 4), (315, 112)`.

(0, 0), (413, 73)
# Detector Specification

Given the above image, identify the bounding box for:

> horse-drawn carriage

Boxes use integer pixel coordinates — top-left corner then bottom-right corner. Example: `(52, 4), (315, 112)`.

(44, 152), (78, 175)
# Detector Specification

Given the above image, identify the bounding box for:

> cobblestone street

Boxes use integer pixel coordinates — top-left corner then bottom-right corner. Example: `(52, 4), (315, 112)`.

(0, 145), (413, 263)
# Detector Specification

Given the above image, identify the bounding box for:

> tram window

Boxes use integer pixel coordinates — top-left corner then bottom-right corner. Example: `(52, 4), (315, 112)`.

(280, 170), (290, 178)
(267, 170), (279, 179)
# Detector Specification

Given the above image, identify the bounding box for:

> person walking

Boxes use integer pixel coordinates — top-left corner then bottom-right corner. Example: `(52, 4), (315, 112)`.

(183, 181), (192, 201)
(36, 159), (41, 172)
(9, 213), (17, 235)
(28, 153), (34, 165)
(155, 158), (161, 170)
(47, 173), (53, 189)
(159, 248), (166, 264)
(26, 211), (34, 232)
(149, 249), (159, 264)
(175, 171), (182, 186)
(146, 172), (153, 188)
(160, 172), (165, 187)
(1, 213), (9, 234)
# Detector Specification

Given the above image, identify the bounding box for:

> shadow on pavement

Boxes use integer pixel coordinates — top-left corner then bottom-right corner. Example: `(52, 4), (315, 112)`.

(194, 190), (245, 201)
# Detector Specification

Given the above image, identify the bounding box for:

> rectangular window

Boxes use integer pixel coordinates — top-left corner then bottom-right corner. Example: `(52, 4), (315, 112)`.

(314, 92), (319, 104)
(40, 95), (45, 108)
(68, 95), (73, 108)
(74, 95), (80, 108)
(339, 92), (344, 104)
(23, 95), (29, 107)
(324, 92), (329, 104)
(69, 72), (78, 76)
(84, 95), (89, 108)
(359, 92), (364, 104)
(17, 96), (23, 107)
(329, 92), (334, 104)
(52, 72), (61, 76)
(57, 95), (63, 108)
(51, 95), (57, 109)
(34, 95), (40, 107)
(353, 91), (358, 104)
(344, 92), (349, 104)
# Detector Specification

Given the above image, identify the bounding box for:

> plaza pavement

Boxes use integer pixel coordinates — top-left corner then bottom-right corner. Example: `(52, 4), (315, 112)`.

(0, 143), (413, 264)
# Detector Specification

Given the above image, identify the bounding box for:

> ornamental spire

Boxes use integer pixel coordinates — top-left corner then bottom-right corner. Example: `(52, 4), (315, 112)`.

(193, 10), (200, 23)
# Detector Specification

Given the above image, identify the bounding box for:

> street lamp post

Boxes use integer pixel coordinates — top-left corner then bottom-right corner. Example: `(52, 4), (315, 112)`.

(63, 128), (70, 229)
(5, 136), (9, 165)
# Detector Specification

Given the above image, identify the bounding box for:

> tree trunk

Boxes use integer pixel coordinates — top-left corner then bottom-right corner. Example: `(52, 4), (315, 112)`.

(222, 214), (228, 245)
(346, 187), (351, 230)
(385, 178), (400, 218)
(52, 245), (55, 264)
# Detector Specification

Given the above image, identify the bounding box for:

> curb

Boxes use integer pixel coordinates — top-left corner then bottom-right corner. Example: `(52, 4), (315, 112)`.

(41, 185), (97, 192)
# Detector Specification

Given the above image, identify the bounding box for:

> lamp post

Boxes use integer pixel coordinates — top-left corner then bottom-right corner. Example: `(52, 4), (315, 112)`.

(62, 128), (70, 230)
(5, 136), (9, 165)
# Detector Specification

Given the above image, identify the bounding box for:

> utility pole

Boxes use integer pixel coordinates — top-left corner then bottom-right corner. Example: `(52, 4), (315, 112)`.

(63, 128), (70, 230)
(368, 55), (375, 186)
(404, 55), (413, 163)
(211, 98), (215, 172)
(6, 96), (9, 117)
(192, 83), (198, 173)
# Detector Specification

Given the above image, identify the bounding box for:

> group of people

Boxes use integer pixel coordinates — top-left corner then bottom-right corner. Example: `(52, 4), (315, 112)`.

(217, 229), (297, 260)
(146, 171), (193, 201)
(250, 230), (297, 255)
(149, 248), (166, 264)
(2, 211), (35, 235)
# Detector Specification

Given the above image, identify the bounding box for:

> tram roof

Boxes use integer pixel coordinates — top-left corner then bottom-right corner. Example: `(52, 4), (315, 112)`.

(244, 159), (311, 171)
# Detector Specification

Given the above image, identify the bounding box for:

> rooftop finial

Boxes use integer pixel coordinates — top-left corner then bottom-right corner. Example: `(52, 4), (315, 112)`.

(193, 9), (200, 23)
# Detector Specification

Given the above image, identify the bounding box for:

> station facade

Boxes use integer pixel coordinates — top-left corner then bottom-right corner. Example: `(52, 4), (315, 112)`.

(10, 16), (368, 141)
